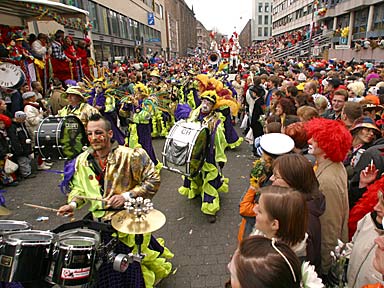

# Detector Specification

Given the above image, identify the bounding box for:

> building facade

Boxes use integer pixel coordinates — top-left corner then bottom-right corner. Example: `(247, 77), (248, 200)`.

(54, 0), (167, 62)
(239, 19), (252, 48)
(196, 20), (210, 53)
(251, 0), (273, 42)
(164, 0), (197, 58)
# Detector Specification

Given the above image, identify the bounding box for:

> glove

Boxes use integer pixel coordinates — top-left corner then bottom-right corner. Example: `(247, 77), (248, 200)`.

(218, 162), (225, 169)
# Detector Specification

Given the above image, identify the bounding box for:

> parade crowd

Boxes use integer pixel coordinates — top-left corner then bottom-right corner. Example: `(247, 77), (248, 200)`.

(1, 27), (384, 288)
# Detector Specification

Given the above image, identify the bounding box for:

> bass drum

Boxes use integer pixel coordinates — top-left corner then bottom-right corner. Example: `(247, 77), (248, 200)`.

(162, 121), (209, 177)
(35, 116), (89, 160)
(0, 230), (54, 282)
(0, 62), (25, 90)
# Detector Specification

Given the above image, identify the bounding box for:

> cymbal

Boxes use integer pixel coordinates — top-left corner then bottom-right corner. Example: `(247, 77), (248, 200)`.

(0, 206), (11, 216)
(111, 209), (166, 234)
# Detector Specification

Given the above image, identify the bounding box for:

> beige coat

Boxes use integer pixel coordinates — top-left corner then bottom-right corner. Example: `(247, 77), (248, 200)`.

(347, 212), (384, 288)
(316, 158), (349, 274)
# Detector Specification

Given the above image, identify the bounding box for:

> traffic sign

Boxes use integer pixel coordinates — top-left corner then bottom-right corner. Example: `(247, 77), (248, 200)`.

(148, 12), (155, 25)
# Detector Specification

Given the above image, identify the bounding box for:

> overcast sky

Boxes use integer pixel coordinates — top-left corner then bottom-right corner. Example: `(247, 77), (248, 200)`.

(184, 0), (252, 37)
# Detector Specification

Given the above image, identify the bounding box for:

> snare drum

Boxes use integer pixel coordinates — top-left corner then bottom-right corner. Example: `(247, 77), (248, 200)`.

(47, 236), (97, 286)
(35, 116), (89, 160)
(0, 63), (26, 90)
(162, 121), (209, 177)
(0, 230), (54, 282)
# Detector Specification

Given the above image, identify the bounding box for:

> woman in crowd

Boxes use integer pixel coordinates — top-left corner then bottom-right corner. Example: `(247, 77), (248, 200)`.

(252, 186), (308, 260)
(227, 235), (302, 288)
(275, 97), (297, 127)
(270, 154), (325, 272)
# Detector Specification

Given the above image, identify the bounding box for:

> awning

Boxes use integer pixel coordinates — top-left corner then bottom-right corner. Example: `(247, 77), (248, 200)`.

(0, 0), (88, 20)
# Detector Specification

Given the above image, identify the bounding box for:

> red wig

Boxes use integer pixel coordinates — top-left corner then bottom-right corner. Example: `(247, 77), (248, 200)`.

(0, 114), (12, 128)
(348, 176), (384, 240)
(305, 118), (352, 162)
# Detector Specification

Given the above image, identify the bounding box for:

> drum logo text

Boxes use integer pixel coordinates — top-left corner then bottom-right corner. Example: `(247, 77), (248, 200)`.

(65, 123), (79, 129)
(181, 128), (191, 135)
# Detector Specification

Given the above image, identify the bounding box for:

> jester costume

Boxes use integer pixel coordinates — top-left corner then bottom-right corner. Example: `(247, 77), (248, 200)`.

(62, 143), (173, 288)
(177, 92), (229, 217)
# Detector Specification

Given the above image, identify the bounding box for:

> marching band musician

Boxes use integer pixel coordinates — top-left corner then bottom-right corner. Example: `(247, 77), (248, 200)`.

(58, 86), (100, 128)
(57, 114), (173, 288)
(119, 83), (161, 169)
(176, 90), (229, 223)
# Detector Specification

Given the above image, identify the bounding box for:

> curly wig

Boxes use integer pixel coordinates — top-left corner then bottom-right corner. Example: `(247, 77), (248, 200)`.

(304, 118), (352, 162)
(347, 81), (365, 97)
(0, 114), (12, 128)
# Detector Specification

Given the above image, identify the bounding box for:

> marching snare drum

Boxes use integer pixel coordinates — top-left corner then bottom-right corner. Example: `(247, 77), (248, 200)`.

(0, 62), (26, 90)
(0, 230), (54, 282)
(35, 116), (89, 160)
(47, 236), (97, 286)
(162, 121), (209, 177)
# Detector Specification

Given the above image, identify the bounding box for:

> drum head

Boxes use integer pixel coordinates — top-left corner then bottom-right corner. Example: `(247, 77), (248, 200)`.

(0, 220), (31, 235)
(59, 116), (88, 159)
(58, 229), (100, 247)
(36, 116), (89, 160)
(0, 63), (25, 90)
(60, 237), (96, 249)
(4, 230), (54, 246)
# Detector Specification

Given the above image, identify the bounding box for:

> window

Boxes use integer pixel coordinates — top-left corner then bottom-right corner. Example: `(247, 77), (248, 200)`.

(259, 3), (263, 12)
(88, 1), (99, 32)
(373, 2), (384, 30)
(265, 3), (269, 12)
(353, 8), (369, 34)
(258, 27), (262, 36)
(109, 10), (119, 37)
(264, 27), (269, 36)
(259, 15), (263, 25)
(100, 6), (109, 34)
(265, 15), (269, 24)
(159, 5), (164, 19)
(119, 15), (128, 39)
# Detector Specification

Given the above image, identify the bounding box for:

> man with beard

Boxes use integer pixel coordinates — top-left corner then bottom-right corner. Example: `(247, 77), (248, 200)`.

(57, 114), (173, 288)
(177, 90), (228, 223)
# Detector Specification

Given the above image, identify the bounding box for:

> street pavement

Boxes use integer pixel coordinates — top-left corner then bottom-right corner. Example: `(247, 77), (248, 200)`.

(2, 129), (253, 288)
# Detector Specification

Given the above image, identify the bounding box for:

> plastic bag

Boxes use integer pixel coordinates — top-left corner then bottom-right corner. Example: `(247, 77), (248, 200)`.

(240, 114), (248, 129)
(4, 159), (18, 174)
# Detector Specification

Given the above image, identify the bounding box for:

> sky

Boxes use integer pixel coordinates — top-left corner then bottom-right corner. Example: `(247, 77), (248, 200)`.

(184, 0), (252, 37)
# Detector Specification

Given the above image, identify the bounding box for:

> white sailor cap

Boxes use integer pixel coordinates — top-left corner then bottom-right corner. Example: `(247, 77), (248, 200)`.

(259, 133), (295, 156)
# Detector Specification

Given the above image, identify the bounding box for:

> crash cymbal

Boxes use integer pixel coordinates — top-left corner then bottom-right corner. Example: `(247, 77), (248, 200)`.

(0, 206), (11, 216)
(111, 209), (166, 234)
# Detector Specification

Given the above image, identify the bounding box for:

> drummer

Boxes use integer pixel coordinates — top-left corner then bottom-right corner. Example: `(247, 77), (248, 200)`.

(177, 90), (229, 223)
(57, 114), (173, 288)
(57, 86), (99, 128)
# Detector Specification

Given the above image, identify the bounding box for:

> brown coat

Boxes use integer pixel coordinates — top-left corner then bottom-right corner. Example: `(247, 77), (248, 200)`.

(316, 158), (349, 274)
(49, 88), (68, 115)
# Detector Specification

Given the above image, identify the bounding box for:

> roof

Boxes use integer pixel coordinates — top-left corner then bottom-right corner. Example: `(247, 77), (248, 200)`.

(0, 0), (88, 20)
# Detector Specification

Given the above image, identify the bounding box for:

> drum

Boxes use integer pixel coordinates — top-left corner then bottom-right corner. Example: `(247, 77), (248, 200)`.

(47, 235), (97, 286)
(162, 121), (209, 177)
(0, 230), (54, 282)
(0, 62), (26, 90)
(0, 220), (31, 237)
(35, 116), (89, 160)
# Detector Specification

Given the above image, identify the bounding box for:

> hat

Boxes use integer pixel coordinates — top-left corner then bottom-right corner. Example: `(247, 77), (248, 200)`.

(368, 86), (379, 96)
(298, 73), (307, 82)
(200, 90), (217, 104)
(14, 111), (26, 119)
(362, 103), (384, 112)
(327, 78), (340, 88)
(22, 91), (35, 100)
(259, 133), (294, 156)
(64, 87), (84, 99)
(296, 82), (305, 91)
(350, 117), (381, 135)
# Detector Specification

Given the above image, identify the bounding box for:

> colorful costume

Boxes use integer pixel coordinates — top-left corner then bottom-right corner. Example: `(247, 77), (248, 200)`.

(63, 143), (173, 288)
(177, 91), (229, 217)
(58, 102), (100, 128)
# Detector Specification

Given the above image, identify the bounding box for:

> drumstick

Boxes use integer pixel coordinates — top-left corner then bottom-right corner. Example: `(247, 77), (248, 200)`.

(75, 195), (109, 202)
(24, 203), (59, 212)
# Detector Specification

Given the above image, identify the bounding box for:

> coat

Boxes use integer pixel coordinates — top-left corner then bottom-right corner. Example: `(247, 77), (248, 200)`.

(316, 158), (349, 274)
(347, 212), (384, 288)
